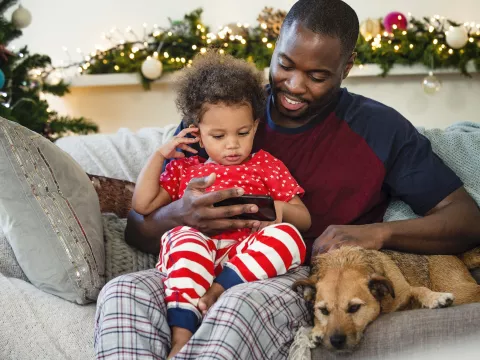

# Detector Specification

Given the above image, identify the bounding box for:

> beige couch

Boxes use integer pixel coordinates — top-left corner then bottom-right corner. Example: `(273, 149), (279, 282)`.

(1, 124), (480, 360)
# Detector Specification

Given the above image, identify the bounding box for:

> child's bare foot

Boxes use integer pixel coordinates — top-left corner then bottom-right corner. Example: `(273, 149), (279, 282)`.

(198, 283), (225, 315)
(168, 327), (192, 359)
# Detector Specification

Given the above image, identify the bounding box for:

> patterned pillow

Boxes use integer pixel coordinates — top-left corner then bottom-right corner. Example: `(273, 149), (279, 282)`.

(87, 174), (135, 218)
(0, 118), (104, 304)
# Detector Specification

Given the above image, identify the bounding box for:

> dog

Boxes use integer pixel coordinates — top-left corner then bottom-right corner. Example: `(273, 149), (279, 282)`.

(292, 246), (480, 352)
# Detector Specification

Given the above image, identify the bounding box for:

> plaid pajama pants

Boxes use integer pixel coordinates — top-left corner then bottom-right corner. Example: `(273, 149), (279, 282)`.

(157, 224), (306, 333)
(94, 266), (311, 360)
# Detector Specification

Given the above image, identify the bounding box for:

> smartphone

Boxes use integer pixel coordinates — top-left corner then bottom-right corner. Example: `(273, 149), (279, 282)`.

(213, 195), (277, 222)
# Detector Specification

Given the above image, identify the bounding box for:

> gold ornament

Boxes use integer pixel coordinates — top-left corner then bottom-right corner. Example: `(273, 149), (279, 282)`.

(257, 7), (287, 38)
(360, 18), (382, 39)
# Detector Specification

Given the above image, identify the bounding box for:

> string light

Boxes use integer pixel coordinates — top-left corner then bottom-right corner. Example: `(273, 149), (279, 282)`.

(267, 43), (273, 48)
(394, 45), (400, 51)
(262, 37), (268, 43)
(164, 52), (169, 58)
(429, 26), (434, 33)
(114, 65), (120, 71)
(409, 44), (414, 49)
(469, 38), (474, 43)
(129, 53), (135, 59)
(192, 45), (197, 50)
(448, 49), (454, 54)
(200, 47), (207, 53)
(261, 23), (267, 29)
(433, 39), (438, 44)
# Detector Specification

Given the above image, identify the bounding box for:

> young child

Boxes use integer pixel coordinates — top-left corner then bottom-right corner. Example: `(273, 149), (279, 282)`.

(132, 50), (311, 358)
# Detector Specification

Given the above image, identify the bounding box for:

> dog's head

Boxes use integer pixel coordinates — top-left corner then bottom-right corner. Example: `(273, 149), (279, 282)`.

(293, 248), (395, 352)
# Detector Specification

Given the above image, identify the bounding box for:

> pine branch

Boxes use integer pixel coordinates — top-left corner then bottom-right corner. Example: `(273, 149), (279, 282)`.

(0, 0), (17, 15)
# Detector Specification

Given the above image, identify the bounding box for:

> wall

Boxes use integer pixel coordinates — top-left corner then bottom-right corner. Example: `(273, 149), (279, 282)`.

(9, 0), (480, 132)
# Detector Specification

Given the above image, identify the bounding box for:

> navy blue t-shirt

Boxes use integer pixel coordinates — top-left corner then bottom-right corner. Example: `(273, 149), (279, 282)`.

(169, 88), (462, 259)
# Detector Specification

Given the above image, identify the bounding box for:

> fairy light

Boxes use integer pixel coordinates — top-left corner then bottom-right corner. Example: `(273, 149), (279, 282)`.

(120, 52), (124, 57)
(170, 58), (175, 62)
(398, 15), (403, 20)
(359, 64), (364, 69)
(129, 53), (135, 59)
(200, 47), (207, 53)
(229, 35), (235, 41)
(237, 22), (242, 27)
(192, 45), (197, 50)
(188, 59), (193, 63)
(392, 24), (398, 30)
(207, 39), (211, 44)
(102, 59), (108, 64)
(267, 43), (273, 48)
(433, 39), (438, 44)
(153, 30), (161, 37)
(197, 24), (201, 29)
(168, 31), (173, 36)
(224, 42), (228, 47)
(164, 52), (169, 58)
(469, 37), (474, 43)
(429, 26), (434, 33)
(448, 49), (454, 54)
(175, 57), (180, 62)
(383, 31), (389, 37)
(262, 37), (268, 43)
(132, 47), (139, 53)
(402, 31), (407, 35)
(153, 52), (159, 58)
(388, 40), (392, 44)
(241, 39), (246, 44)
(181, 57), (186, 63)
(394, 45), (400, 51)
(410, 44), (414, 49)
(114, 65), (120, 71)
(261, 23), (267, 29)
(219, 49), (225, 54)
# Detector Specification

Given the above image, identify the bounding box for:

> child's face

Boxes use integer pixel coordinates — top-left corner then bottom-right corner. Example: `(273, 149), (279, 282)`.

(198, 103), (258, 165)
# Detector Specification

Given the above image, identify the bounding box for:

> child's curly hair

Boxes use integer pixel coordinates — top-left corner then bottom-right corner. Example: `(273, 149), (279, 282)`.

(175, 50), (267, 126)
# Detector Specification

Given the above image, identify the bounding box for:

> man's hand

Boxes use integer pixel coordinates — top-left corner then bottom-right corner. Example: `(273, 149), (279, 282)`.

(312, 223), (388, 256)
(178, 173), (261, 235)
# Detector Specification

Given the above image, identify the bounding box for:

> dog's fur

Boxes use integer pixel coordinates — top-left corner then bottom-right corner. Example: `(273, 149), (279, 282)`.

(293, 246), (480, 352)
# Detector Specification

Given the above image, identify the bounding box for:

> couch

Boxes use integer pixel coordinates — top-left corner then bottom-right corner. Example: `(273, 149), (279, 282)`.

(1, 122), (480, 360)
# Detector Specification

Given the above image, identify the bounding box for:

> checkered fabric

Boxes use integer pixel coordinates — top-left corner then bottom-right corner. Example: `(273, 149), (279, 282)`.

(94, 266), (311, 360)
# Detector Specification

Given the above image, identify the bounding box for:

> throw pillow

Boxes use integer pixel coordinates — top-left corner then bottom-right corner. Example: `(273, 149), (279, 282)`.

(87, 174), (135, 218)
(0, 228), (29, 281)
(0, 118), (104, 304)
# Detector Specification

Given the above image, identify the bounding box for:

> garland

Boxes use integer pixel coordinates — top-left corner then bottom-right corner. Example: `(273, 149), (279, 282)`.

(70, 8), (480, 87)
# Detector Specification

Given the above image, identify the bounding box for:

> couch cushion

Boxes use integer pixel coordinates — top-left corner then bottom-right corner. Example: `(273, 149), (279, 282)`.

(0, 118), (104, 304)
(87, 174), (135, 218)
(311, 303), (480, 359)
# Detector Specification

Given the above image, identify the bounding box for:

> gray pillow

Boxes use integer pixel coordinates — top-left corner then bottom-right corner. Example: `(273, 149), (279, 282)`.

(0, 118), (104, 304)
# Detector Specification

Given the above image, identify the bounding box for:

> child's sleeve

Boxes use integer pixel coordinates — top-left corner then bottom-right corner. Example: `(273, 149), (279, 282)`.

(159, 159), (184, 201)
(261, 152), (305, 202)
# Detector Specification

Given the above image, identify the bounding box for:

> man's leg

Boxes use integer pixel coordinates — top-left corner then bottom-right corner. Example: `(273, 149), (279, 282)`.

(94, 269), (169, 360)
(174, 266), (312, 360)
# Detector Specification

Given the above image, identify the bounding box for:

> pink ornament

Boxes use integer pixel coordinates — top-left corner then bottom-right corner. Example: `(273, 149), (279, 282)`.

(383, 11), (408, 33)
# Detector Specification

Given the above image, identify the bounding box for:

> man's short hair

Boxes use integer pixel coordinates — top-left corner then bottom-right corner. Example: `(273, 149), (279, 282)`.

(282, 0), (359, 58)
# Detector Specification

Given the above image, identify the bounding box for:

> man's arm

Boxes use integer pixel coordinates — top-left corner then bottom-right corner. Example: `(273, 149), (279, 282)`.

(313, 187), (480, 256)
(125, 174), (262, 255)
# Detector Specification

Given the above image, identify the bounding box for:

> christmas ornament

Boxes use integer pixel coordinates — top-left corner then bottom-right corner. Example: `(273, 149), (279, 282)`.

(422, 71), (442, 95)
(11, 5), (32, 29)
(257, 7), (287, 37)
(0, 69), (5, 89)
(45, 72), (62, 86)
(383, 11), (408, 33)
(445, 26), (469, 49)
(141, 57), (163, 80)
(360, 18), (382, 39)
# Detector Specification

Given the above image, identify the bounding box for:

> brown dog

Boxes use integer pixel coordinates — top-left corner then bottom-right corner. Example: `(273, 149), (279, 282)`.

(292, 246), (480, 352)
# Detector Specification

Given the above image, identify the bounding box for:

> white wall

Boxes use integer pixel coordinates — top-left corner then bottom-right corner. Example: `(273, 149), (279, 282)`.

(8, 0), (480, 132)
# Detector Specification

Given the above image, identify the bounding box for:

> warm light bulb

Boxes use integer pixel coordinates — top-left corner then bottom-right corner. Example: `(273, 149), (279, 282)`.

(262, 37), (268, 43)
(192, 45), (197, 50)
(164, 52), (169, 58)
(429, 26), (434, 33)
(469, 38), (474, 42)
(267, 43), (273, 48)
(410, 44), (414, 49)
(433, 39), (438, 44)
(114, 65), (120, 71)
(448, 49), (454, 54)
(168, 32), (172, 36)
(392, 24), (397, 30)
(129, 53), (135, 59)
(200, 48), (206, 53)
(261, 23), (267, 29)
(394, 45), (400, 51)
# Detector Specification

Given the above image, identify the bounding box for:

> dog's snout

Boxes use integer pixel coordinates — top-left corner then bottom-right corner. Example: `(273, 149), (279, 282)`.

(329, 333), (347, 349)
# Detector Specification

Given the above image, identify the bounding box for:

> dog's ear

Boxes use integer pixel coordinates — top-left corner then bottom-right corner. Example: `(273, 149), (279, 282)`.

(368, 275), (395, 300)
(292, 277), (316, 302)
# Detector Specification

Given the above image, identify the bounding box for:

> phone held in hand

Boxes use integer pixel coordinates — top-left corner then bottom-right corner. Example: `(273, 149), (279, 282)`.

(213, 195), (276, 222)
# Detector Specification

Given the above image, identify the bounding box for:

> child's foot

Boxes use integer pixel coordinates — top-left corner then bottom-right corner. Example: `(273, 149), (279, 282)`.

(198, 282), (225, 315)
(168, 327), (193, 359)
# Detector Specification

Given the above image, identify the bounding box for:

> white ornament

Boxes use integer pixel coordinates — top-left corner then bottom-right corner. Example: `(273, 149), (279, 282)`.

(445, 26), (468, 49)
(422, 71), (442, 95)
(141, 57), (163, 80)
(11, 5), (32, 29)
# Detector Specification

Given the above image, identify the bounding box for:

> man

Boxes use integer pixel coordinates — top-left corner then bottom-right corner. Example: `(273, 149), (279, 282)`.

(94, 1), (480, 359)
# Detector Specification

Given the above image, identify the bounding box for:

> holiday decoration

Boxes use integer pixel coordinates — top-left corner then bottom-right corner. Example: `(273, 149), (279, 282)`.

(256, 7), (287, 38)
(383, 11), (408, 33)
(57, 8), (480, 86)
(0, 0), (96, 140)
(11, 4), (31, 29)
(446, 26), (469, 49)
(422, 71), (442, 94)
(0, 68), (5, 89)
(141, 57), (163, 80)
(360, 18), (382, 39)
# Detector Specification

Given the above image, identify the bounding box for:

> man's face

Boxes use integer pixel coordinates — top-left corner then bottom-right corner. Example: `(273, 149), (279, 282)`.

(270, 21), (354, 122)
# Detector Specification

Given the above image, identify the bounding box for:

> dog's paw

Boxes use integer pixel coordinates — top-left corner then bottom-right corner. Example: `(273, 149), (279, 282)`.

(427, 292), (455, 309)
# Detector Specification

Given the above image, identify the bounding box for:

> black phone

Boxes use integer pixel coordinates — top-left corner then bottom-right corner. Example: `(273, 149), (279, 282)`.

(213, 195), (277, 222)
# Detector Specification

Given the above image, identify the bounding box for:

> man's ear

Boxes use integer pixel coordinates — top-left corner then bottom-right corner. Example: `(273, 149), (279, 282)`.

(342, 52), (357, 80)
(292, 277), (317, 302)
(368, 274), (395, 300)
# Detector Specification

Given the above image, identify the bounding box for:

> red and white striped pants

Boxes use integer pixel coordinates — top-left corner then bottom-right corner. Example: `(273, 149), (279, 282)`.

(156, 223), (306, 332)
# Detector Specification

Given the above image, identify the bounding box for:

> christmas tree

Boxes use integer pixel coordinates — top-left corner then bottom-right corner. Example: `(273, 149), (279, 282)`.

(0, 0), (97, 140)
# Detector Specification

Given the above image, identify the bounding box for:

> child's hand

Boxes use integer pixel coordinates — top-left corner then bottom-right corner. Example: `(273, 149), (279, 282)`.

(158, 127), (200, 159)
(251, 201), (284, 233)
